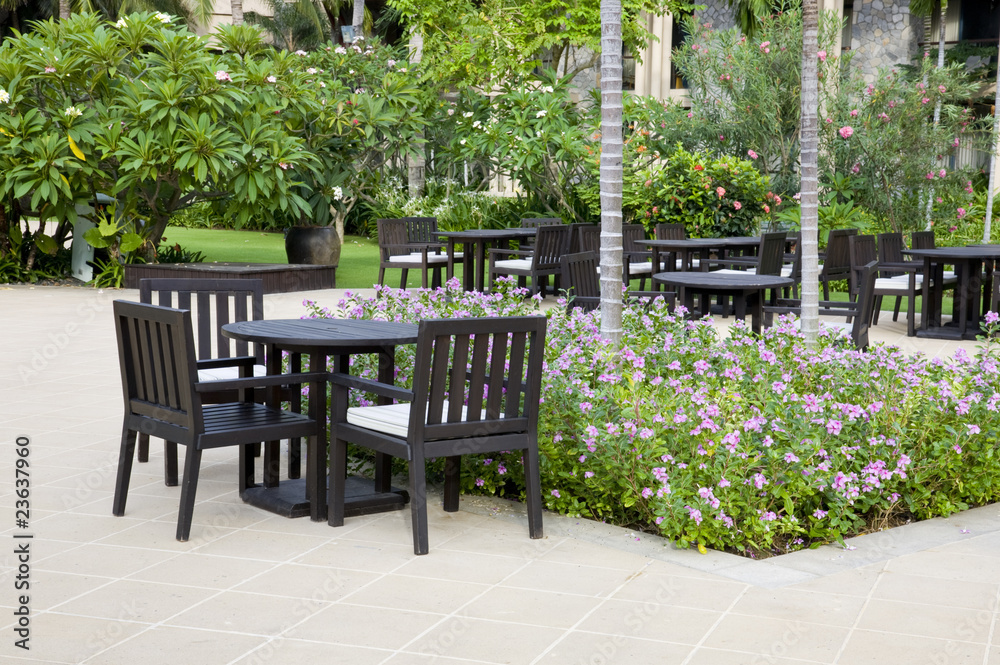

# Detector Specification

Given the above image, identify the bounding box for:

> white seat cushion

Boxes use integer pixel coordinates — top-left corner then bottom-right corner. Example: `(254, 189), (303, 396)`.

(627, 261), (653, 275)
(874, 278), (916, 292)
(493, 259), (534, 271)
(347, 401), (501, 438)
(886, 273), (924, 283)
(675, 258), (701, 270)
(197, 363), (267, 382)
(389, 252), (450, 265)
(780, 265), (793, 277)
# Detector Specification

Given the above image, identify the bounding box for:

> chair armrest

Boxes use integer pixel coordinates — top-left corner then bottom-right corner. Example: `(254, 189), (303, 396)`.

(194, 371), (328, 393)
(328, 373), (414, 402)
(196, 356), (257, 370)
(879, 261), (920, 272)
(704, 257), (758, 269)
(487, 248), (533, 258)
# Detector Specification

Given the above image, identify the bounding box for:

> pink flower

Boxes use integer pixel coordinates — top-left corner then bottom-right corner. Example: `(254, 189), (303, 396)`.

(851, 163), (860, 174)
(949, 225), (958, 232)
(954, 138), (960, 147)
(774, 196), (782, 205)
(839, 126), (853, 139)
(550, 489), (560, 498)
(957, 207), (967, 219)
(926, 172), (935, 180)
(825, 117), (833, 124)
(866, 84), (875, 95)
(44, 66), (56, 73)
(938, 85), (947, 93)
(817, 50), (827, 62)
(215, 70), (232, 82)
(922, 97), (930, 104)
(759, 41), (771, 53)
(687, 112), (693, 118)
(733, 201), (742, 210)
(716, 186), (726, 198)
(939, 169), (946, 178)
(878, 112), (890, 122)
(747, 149), (758, 159)
(849, 109), (859, 117)
(278, 162), (289, 170)
(763, 204), (770, 213)
(719, 134), (725, 142)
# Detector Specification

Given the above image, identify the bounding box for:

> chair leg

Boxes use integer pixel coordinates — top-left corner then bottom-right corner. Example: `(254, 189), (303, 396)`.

(420, 267), (428, 289)
(138, 433), (149, 463)
(164, 441), (178, 487)
(112, 426), (137, 517)
(443, 456), (461, 513)
(327, 434), (348, 527)
(408, 453), (430, 555)
(239, 443), (256, 494)
(523, 444), (544, 540)
(176, 447), (202, 542)
(872, 296), (882, 325)
(907, 295), (915, 337)
(377, 266), (386, 286)
(400, 269), (408, 289)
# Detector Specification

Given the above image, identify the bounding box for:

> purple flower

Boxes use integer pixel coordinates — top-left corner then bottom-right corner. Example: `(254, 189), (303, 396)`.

(550, 489), (560, 498)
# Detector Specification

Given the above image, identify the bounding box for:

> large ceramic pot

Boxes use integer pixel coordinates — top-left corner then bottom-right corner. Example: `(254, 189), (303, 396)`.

(284, 226), (342, 266)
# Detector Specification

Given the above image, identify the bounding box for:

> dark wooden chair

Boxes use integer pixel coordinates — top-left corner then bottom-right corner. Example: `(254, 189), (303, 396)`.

(850, 234), (922, 336)
(819, 228), (858, 299)
(560, 251), (675, 312)
(376, 218), (451, 289)
(520, 217), (562, 252)
(138, 278), (266, 486)
(622, 223), (654, 290)
(327, 316), (547, 555)
(488, 224), (570, 298)
(911, 230), (935, 250)
(765, 260), (879, 349)
(654, 223), (686, 270)
(111, 300), (323, 541)
(708, 232), (787, 276)
(568, 223), (598, 254)
(576, 225), (601, 254)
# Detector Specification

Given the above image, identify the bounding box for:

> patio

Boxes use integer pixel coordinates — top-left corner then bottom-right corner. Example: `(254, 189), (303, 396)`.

(1, 283), (999, 665)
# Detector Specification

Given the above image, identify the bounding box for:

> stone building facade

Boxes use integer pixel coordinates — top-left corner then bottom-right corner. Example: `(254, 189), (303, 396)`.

(848, 0), (921, 82)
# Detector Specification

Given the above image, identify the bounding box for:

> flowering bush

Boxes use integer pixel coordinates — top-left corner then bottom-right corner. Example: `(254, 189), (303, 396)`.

(629, 147), (774, 237)
(305, 284), (1000, 557)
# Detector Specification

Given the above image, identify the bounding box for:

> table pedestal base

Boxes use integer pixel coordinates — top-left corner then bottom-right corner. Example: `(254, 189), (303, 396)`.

(241, 476), (408, 519)
(915, 324), (981, 341)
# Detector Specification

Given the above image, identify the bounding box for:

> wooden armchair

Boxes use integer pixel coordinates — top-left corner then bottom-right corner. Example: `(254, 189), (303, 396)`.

(327, 316), (547, 554)
(488, 224), (570, 297)
(377, 218), (451, 288)
(138, 278), (269, 486)
(111, 300), (323, 541)
(765, 260), (878, 349)
(819, 228), (858, 299)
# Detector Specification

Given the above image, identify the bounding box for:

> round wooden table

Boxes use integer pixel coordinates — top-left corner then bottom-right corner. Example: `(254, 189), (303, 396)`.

(653, 271), (793, 333)
(222, 318), (419, 521)
(438, 229), (537, 291)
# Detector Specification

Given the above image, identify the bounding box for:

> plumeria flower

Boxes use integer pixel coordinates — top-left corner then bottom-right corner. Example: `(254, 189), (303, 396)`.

(0, 89), (9, 104)
(335, 46), (347, 55)
(306, 67), (317, 74)
(295, 50), (307, 56)
(115, 17), (127, 28)
(278, 162), (289, 170)
(155, 12), (171, 23)
(536, 110), (547, 118)
(64, 105), (82, 118)
(332, 186), (344, 200)
(44, 66), (56, 73)
(266, 75), (277, 83)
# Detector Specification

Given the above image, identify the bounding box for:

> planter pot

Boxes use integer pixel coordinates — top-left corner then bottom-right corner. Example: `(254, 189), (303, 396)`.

(284, 226), (341, 266)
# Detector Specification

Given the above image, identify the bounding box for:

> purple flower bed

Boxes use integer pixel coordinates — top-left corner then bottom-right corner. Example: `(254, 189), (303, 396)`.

(306, 279), (1000, 557)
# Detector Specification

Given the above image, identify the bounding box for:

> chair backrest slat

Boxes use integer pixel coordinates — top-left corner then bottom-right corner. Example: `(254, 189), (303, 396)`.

(576, 226), (600, 254)
(756, 232), (787, 276)
(138, 278), (264, 363)
(622, 224), (647, 253)
(911, 230), (935, 250)
(852, 260), (878, 350)
(114, 300), (199, 433)
(848, 234), (878, 295)
(409, 317), (546, 440)
(560, 251), (600, 310)
(400, 217), (438, 244)
(655, 223), (685, 240)
(822, 228), (858, 279)
(521, 217), (562, 229)
(532, 225), (570, 268)
(376, 219), (412, 258)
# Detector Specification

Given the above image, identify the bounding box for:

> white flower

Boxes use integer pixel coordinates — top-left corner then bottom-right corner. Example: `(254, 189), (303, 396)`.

(335, 46), (347, 55)
(354, 87), (365, 94)
(463, 112), (473, 118)
(64, 105), (82, 118)
(266, 75), (277, 83)
(115, 17), (127, 28)
(306, 67), (317, 74)
(460, 139), (466, 145)
(354, 35), (364, 41)
(536, 110), (547, 118)
(215, 70), (232, 82)
(387, 59), (396, 67)
(472, 121), (481, 128)
(398, 68), (407, 72)
(541, 85), (554, 93)
(332, 186), (344, 200)
(155, 12), (171, 23)
(295, 50), (307, 56)
(319, 81), (326, 88)
(447, 108), (454, 116)
(0, 89), (9, 104)
(348, 69), (355, 75)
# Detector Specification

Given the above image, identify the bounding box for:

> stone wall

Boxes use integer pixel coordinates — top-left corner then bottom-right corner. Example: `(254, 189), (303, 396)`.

(850, 0), (921, 81)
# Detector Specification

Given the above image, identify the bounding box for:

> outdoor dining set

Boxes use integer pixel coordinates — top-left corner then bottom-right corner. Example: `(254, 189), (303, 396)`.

(110, 217), (1000, 554)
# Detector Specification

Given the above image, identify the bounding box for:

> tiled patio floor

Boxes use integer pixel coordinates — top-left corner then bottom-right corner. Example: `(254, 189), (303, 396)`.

(1, 284), (998, 665)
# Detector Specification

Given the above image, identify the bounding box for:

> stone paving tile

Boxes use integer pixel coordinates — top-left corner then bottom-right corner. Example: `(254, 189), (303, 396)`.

(534, 630), (693, 664)
(855, 598), (994, 643)
(285, 603), (446, 649)
(837, 628), (987, 665)
(406, 617), (565, 664)
(80, 625), (268, 665)
(700, 614), (850, 662)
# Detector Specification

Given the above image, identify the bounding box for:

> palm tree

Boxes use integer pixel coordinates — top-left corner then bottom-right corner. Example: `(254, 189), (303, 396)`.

(910, 0), (948, 228)
(600, 0), (624, 345)
(983, 34), (1000, 244)
(352, 0), (363, 37)
(798, 0), (820, 344)
(59, 0), (70, 19)
(231, 0), (242, 24)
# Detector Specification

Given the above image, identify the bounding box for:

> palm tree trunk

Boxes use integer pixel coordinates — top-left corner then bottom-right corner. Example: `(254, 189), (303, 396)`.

(925, 1), (947, 229)
(982, 31), (1000, 244)
(799, 0), (820, 345)
(231, 0), (243, 25)
(352, 0), (364, 37)
(58, 0), (70, 20)
(600, 0), (624, 346)
(408, 29), (425, 197)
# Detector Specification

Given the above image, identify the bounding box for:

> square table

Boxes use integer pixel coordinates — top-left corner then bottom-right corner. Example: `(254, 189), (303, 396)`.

(222, 318), (419, 521)
(438, 228), (537, 291)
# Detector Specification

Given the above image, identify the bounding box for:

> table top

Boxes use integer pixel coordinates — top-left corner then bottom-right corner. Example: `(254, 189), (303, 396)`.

(903, 246), (1000, 260)
(222, 318), (420, 350)
(642, 238), (719, 249)
(438, 229), (537, 240)
(653, 271), (793, 290)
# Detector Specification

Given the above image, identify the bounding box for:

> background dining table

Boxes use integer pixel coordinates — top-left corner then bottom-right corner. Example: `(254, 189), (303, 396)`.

(438, 228), (537, 291)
